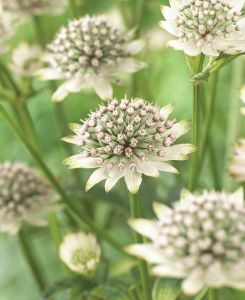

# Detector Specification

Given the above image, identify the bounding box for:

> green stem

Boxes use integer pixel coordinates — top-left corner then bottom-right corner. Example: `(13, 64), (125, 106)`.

(18, 230), (46, 292)
(194, 72), (219, 188)
(223, 60), (243, 190)
(129, 193), (151, 300)
(48, 213), (62, 249)
(194, 287), (208, 300)
(188, 54), (205, 191)
(209, 141), (222, 190)
(33, 16), (46, 48)
(208, 289), (219, 300)
(68, 0), (78, 17)
(0, 60), (20, 96)
(0, 103), (125, 255)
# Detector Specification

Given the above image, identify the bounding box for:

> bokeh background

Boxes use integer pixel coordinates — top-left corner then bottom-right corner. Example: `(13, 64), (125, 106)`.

(0, 0), (244, 299)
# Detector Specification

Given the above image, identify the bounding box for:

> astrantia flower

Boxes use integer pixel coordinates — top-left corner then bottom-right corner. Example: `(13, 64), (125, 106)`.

(0, 162), (57, 234)
(160, 0), (245, 56)
(127, 189), (245, 295)
(63, 97), (194, 194)
(11, 43), (42, 77)
(230, 140), (245, 181)
(0, 0), (66, 16)
(38, 15), (146, 101)
(0, 11), (16, 53)
(59, 232), (101, 274)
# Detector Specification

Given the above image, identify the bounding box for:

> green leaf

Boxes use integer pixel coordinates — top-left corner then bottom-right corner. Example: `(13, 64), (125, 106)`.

(88, 280), (131, 300)
(152, 278), (181, 300)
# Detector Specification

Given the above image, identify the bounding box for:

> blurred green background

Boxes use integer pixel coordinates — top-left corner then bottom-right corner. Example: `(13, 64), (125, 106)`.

(0, 0), (245, 299)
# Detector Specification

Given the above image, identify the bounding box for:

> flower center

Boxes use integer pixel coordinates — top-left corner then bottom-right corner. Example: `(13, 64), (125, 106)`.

(176, 0), (241, 44)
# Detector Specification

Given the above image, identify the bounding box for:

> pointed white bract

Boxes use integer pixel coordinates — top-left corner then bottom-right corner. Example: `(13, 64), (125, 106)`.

(0, 0), (66, 16)
(127, 189), (245, 295)
(11, 43), (42, 77)
(160, 0), (245, 56)
(63, 97), (194, 193)
(59, 232), (101, 274)
(38, 15), (146, 101)
(0, 162), (58, 234)
(230, 139), (245, 181)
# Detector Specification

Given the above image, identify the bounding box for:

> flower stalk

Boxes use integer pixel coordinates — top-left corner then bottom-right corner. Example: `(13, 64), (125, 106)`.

(208, 289), (219, 300)
(188, 54), (205, 191)
(129, 192), (151, 300)
(18, 230), (46, 292)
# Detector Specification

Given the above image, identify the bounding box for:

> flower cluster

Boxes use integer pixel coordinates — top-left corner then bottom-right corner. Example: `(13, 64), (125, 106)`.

(160, 0), (245, 56)
(38, 15), (146, 101)
(0, 162), (57, 234)
(59, 232), (101, 274)
(11, 43), (42, 77)
(63, 97), (194, 194)
(127, 189), (245, 295)
(0, 0), (66, 16)
(0, 11), (17, 53)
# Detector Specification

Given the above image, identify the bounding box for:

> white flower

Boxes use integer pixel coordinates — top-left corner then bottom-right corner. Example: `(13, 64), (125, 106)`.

(126, 188), (245, 295)
(230, 140), (245, 181)
(37, 15), (146, 101)
(0, 162), (58, 235)
(0, 11), (17, 53)
(59, 232), (101, 274)
(63, 97), (195, 194)
(160, 0), (245, 56)
(0, 0), (66, 16)
(11, 43), (42, 77)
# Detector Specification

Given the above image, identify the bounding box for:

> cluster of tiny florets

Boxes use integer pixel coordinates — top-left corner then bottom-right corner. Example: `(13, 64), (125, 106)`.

(66, 98), (178, 167)
(176, 0), (241, 45)
(155, 192), (245, 270)
(0, 0), (64, 14)
(0, 162), (52, 215)
(48, 16), (131, 78)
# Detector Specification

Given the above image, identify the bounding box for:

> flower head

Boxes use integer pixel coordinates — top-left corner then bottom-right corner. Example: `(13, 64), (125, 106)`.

(11, 43), (42, 77)
(0, 162), (57, 234)
(0, 11), (17, 53)
(59, 232), (101, 274)
(160, 0), (245, 56)
(38, 15), (146, 101)
(63, 97), (194, 194)
(127, 188), (245, 295)
(0, 0), (66, 16)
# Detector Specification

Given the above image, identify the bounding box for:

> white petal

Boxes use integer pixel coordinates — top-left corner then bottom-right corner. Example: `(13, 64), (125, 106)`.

(64, 155), (99, 169)
(52, 78), (84, 102)
(91, 74), (112, 100)
(124, 39), (145, 55)
(0, 214), (21, 235)
(152, 263), (187, 278)
(240, 85), (245, 103)
(233, 0), (245, 11)
(160, 103), (174, 119)
(106, 58), (147, 75)
(105, 168), (125, 192)
(128, 219), (158, 240)
(154, 161), (178, 173)
(180, 189), (194, 202)
(165, 120), (191, 139)
(61, 135), (84, 146)
(160, 144), (195, 161)
(229, 187), (244, 207)
(137, 161), (159, 178)
(204, 262), (227, 287)
(124, 170), (142, 194)
(24, 212), (48, 227)
(125, 244), (166, 263)
(85, 167), (107, 191)
(181, 269), (205, 295)
(168, 39), (185, 51)
(159, 20), (178, 36)
(160, 5), (178, 20)
(153, 202), (172, 220)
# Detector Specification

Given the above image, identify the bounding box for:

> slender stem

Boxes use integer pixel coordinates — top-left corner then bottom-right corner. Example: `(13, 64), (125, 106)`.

(194, 287), (208, 300)
(68, 0), (78, 17)
(208, 289), (219, 300)
(0, 60), (20, 96)
(194, 72), (219, 188)
(188, 54), (205, 191)
(33, 16), (46, 48)
(129, 193), (151, 300)
(223, 60), (243, 190)
(18, 230), (46, 292)
(48, 213), (62, 249)
(0, 103), (125, 255)
(209, 141), (222, 190)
